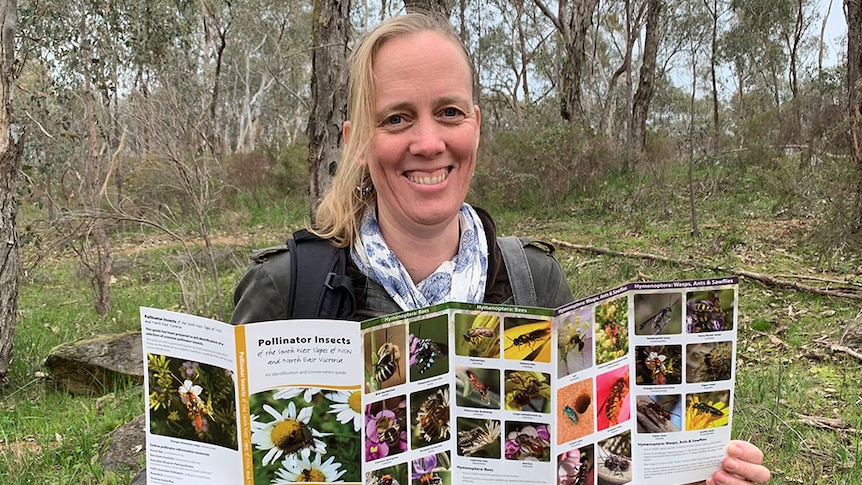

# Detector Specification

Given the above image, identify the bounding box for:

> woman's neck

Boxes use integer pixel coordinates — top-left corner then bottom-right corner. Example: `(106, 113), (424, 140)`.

(379, 216), (461, 284)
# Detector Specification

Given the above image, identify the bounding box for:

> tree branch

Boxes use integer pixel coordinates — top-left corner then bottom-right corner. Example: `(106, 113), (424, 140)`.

(551, 239), (862, 301)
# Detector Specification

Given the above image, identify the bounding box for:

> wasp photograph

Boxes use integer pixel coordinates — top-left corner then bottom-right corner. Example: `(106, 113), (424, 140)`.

(685, 288), (735, 333)
(686, 341), (734, 383)
(456, 417), (502, 458)
(410, 384), (451, 449)
(634, 344), (682, 386)
(408, 314), (449, 382)
(455, 366), (500, 409)
(635, 394), (682, 433)
(558, 306), (594, 378)
(597, 431), (632, 485)
(365, 324), (407, 393)
(556, 377), (595, 444)
(685, 390), (731, 430)
(365, 394), (408, 462)
(633, 292), (682, 336)
(503, 316), (552, 362)
(558, 444), (595, 485)
(146, 354), (237, 449)
(594, 297), (629, 365)
(595, 367), (630, 431)
(248, 386), (361, 484)
(455, 311), (501, 358)
(504, 369), (551, 413)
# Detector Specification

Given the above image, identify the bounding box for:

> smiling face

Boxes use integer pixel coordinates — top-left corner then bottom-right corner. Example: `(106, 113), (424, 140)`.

(363, 30), (480, 237)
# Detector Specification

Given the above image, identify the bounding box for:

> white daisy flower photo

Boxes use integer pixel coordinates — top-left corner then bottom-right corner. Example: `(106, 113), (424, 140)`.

(272, 452), (347, 483)
(326, 390), (363, 432)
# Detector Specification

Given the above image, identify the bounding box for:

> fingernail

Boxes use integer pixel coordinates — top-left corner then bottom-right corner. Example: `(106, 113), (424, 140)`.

(727, 442), (740, 457)
(724, 457), (738, 472)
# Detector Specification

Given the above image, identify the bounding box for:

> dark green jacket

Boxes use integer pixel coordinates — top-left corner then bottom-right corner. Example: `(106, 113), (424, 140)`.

(230, 208), (574, 324)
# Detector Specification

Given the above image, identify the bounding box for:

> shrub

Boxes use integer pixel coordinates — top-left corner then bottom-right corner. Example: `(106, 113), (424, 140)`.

(474, 122), (624, 211)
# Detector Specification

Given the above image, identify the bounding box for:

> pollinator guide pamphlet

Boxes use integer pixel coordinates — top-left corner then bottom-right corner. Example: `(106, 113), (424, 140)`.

(141, 276), (738, 485)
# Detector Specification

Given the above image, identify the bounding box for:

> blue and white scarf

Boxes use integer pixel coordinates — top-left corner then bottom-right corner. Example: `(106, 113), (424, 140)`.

(351, 204), (489, 311)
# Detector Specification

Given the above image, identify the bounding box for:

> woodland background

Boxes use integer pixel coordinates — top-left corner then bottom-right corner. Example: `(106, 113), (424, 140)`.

(0, 0), (861, 483)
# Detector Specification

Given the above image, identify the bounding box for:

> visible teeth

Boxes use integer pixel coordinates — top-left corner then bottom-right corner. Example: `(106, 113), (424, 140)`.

(408, 173), (446, 185)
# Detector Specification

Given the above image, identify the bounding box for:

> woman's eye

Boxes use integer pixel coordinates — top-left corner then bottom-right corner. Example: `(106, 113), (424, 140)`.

(384, 114), (403, 125)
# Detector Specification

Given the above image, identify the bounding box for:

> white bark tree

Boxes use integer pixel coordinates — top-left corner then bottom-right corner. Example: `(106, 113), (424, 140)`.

(0, 0), (20, 386)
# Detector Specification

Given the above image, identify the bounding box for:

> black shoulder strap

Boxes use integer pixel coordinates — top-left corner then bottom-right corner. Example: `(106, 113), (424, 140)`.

(287, 229), (356, 319)
(497, 236), (538, 307)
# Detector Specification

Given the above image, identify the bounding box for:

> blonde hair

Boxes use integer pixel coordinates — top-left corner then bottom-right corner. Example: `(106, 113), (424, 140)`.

(311, 13), (473, 247)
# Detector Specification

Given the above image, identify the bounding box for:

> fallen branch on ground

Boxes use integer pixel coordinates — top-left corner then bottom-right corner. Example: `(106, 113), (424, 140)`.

(831, 344), (862, 363)
(796, 414), (859, 433)
(551, 239), (862, 301)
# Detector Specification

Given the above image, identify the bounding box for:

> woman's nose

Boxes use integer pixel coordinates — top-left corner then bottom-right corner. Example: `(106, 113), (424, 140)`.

(409, 118), (445, 157)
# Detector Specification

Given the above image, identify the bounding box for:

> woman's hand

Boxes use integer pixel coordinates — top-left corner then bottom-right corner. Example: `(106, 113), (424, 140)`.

(706, 440), (771, 485)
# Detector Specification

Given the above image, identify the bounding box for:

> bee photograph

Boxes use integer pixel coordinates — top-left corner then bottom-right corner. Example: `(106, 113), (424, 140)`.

(635, 394), (682, 433)
(365, 395), (408, 461)
(595, 367), (630, 431)
(556, 377), (594, 445)
(633, 292), (681, 336)
(410, 384), (451, 448)
(455, 311), (501, 358)
(557, 444), (595, 485)
(456, 417), (502, 458)
(634, 345), (682, 386)
(146, 354), (237, 449)
(248, 386), (361, 484)
(503, 316), (552, 362)
(365, 324), (407, 393)
(597, 431), (632, 485)
(504, 370), (552, 413)
(686, 341), (734, 383)
(408, 314), (449, 382)
(366, 463), (408, 485)
(685, 390), (731, 431)
(594, 297), (629, 365)
(455, 366), (500, 409)
(504, 421), (551, 461)
(685, 288), (735, 333)
(411, 452), (451, 485)
(558, 307), (594, 378)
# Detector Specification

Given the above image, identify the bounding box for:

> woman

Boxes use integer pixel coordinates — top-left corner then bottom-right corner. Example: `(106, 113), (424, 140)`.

(231, 12), (770, 485)
(231, 13), (573, 324)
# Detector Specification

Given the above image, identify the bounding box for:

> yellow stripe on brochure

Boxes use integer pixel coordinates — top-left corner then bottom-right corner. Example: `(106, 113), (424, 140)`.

(234, 325), (254, 485)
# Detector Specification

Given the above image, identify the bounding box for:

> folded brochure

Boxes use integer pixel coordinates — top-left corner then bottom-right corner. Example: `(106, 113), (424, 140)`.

(141, 276), (738, 485)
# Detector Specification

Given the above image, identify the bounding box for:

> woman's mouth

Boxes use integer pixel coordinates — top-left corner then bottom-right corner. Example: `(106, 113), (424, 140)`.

(407, 168), (449, 185)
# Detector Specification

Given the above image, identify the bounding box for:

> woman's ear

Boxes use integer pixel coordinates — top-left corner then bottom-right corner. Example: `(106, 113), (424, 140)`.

(342, 120), (351, 142)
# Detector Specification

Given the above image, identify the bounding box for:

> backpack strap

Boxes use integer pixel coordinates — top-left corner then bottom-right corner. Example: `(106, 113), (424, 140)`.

(287, 229), (356, 319)
(497, 236), (538, 307)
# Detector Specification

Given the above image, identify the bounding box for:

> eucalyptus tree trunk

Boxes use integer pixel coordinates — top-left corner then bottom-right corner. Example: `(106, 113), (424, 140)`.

(847, 0), (862, 166)
(847, 0), (862, 229)
(705, 0), (721, 150)
(308, 0), (351, 215)
(535, 0), (599, 124)
(404, 0), (455, 16)
(630, 0), (661, 162)
(80, 13), (113, 317)
(0, 0), (19, 386)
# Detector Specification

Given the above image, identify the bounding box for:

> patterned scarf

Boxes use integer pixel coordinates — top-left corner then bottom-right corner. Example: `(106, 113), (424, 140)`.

(351, 204), (489, 311)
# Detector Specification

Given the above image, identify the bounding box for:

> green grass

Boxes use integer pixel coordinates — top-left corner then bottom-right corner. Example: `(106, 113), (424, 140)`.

(2, 155), (862, 483)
